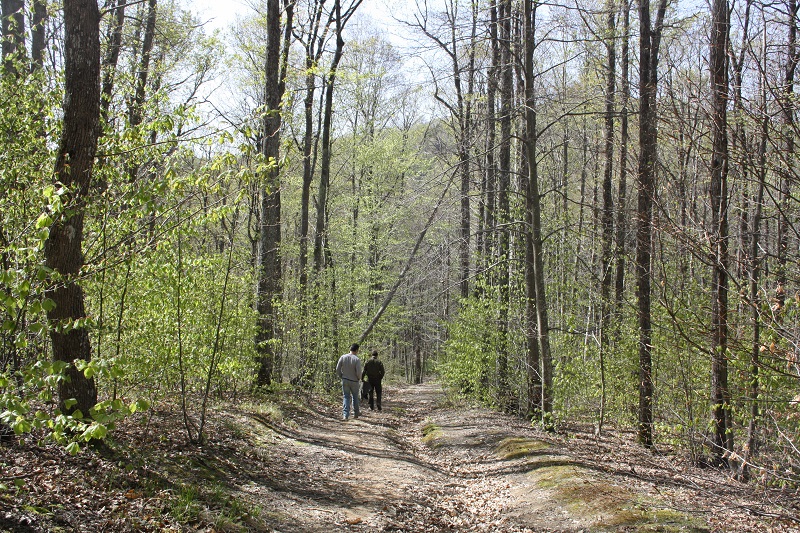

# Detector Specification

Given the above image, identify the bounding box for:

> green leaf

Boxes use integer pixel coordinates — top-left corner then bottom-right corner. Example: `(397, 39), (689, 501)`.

(64, 398), (78, 410)
(130, 399), (150, 414)
(35, 213), (52, 229)
(81, 424), (108, 442)
(12, 418), (31, 435)
(65, 442), (80, 456)
(91, 424), (107, 440)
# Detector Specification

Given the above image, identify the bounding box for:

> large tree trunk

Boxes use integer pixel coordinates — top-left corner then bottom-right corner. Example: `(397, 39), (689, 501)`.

(45, 0), (102, 415)
(255, 0), (286, 387)
(636, 0), (667, 448)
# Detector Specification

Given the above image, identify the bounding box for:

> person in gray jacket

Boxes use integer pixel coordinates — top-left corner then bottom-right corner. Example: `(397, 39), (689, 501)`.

(336, 343), (363, 420)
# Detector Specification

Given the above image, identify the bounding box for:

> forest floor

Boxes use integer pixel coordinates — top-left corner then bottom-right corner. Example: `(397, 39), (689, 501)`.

(2, 381), (799, 532)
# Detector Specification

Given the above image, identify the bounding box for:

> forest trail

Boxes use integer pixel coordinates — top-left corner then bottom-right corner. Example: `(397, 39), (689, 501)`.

(4, 381), (796, 532)
(236, 382), (715, 532)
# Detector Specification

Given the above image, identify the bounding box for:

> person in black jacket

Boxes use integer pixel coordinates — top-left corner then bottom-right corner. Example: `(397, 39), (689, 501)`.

(363, 350), (385, 411)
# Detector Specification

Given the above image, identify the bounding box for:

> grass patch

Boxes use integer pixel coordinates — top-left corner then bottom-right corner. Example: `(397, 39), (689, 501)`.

(495, 437), (550, 460)
(169, 484), (202, 523)
(238, 401), (284, 424)
(527, 465), (708, 532)
(421, 421), (445, 449)
(596, 505), (710, 531)
(167, 481), (267, 532)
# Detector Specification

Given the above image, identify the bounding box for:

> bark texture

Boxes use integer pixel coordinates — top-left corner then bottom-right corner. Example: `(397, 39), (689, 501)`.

(45, 0), (102, 414)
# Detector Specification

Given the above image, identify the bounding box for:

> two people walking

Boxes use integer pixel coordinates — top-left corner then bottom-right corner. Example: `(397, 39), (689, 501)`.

(335, 343), (385, 420)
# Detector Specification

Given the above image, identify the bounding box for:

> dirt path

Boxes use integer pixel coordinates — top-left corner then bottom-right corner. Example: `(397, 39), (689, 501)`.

(3, 381), (796, 532)
(232, 382), (729, 532)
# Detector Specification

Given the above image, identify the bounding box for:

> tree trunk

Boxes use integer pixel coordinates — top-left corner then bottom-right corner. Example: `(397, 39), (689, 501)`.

(614, 0), (630, 313)
(314, 1), (347, 272)
(45, 0), (102, 415)
(255, 0), (286, 387)
(636, 0), (667, 448)
(777, 0), (798, 309)
(1, 0), (24, 75)
(598, 0), (617, 435)
(739, 9), (770, 481)
(742, 62), (767, 479)
(128, 0), (157, 129)
(30, 0), (47, 71)
(101, 0), (126, 120)
(496, 0), (513, 409)
(299, 0), (331, 289)
(483, 0), (499, 264)
(523, 0), (553, 427)
(709, 0), (732, 463)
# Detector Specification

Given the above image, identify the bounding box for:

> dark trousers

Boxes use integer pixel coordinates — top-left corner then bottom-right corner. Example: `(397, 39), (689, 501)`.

(368, 379), (382, 410)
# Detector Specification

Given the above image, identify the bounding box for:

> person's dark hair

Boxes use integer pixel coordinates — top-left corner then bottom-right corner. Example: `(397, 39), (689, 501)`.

(371, 350), (378, 357)
(350, 343), (360, 353)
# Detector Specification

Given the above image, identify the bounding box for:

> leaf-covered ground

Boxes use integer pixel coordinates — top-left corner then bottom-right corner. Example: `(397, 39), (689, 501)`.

(1, 382), (799, 532)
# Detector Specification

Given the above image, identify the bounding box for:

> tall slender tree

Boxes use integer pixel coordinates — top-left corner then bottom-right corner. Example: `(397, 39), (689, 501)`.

(496, 0), (513, 409)
(598, 0), (617, 434)
(45, 0), (102, 415)
(635, 0), (667, 448)
(313, 0), (364, 271)
(614, 0), (630, 313)
(255, 0), (289, 386)
(777, 0), (798, 308)
(522, 0), (553, 426)
(709, 0), (732, 463)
